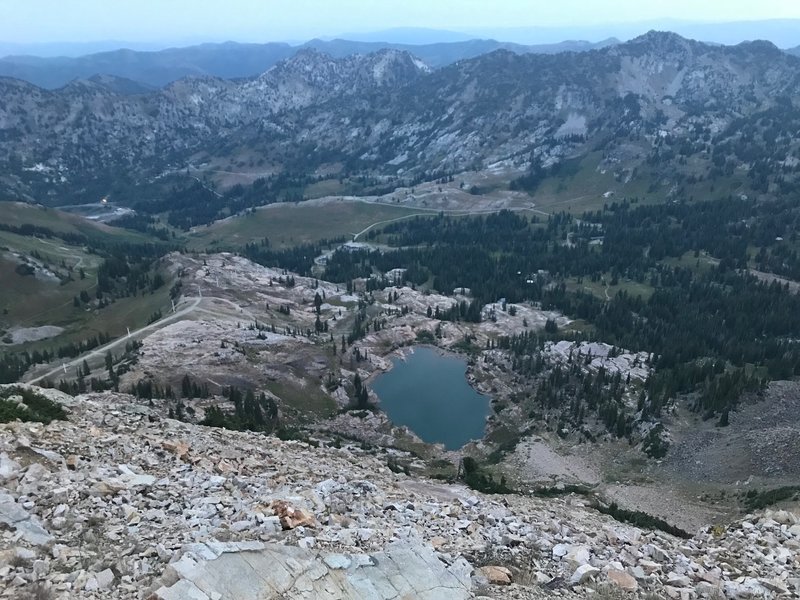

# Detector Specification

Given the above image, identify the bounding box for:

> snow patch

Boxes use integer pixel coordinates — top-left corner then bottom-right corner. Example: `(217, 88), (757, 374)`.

(2, 326), (64, 345)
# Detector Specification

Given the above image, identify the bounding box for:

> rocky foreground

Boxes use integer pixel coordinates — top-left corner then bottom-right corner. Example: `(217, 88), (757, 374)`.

(0, 386), (798, 599)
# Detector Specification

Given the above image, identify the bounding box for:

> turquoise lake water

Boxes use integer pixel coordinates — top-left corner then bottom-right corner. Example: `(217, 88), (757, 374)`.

(371, 346), (491, 450)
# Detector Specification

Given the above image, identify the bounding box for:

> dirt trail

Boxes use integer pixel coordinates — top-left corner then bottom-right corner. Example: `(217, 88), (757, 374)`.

(25, 296), (203, 384)
(190, 176), (223, 198)
(37, 238), (88, 269)
(352, 214), (429, 241)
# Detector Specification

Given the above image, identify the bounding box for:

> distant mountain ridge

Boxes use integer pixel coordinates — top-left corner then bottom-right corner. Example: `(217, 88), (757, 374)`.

(0, 42), (296, 89)
(307, 38), (619, 68)
(468, 18), (800, 47)
(0, 37), (618, 90)
(332, 27), (475, 44)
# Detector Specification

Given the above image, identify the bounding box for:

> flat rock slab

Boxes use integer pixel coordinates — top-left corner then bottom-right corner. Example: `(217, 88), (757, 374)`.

(152, 540), (472, 600)
(0, 495), (53, 546)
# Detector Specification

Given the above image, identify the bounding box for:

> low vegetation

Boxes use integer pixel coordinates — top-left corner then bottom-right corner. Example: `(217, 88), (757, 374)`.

(0, 386), (67, 424)
(460, 456), (514, 494)
(740, 486), (800, 511)
(593, 501), (691, 539)
(532, 484), (593, 498)
(200, 386), (279, 433)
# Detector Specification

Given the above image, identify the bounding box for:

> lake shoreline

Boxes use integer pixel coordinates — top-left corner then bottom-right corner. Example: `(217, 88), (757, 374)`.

(368, 345), (492, 450)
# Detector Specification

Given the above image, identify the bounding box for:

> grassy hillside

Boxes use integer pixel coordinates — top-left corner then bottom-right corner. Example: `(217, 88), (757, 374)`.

(188, 200), (432, 250)
(0, 201), (173, 355)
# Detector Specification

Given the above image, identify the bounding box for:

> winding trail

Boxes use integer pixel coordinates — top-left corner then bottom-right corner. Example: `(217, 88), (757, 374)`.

(188, 165), (275, 179)
(25, 296), (202, 384)
(190, 176), (223, 199)
(37, 238), (89, 270)
(351, 214), (429, 241)
(24, 290), (271, 385)
(200, 295), (257, 321)
(349, 202), (549, 242)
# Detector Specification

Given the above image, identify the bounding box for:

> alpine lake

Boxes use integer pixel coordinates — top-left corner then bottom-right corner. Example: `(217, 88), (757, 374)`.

(371, 346), (492, 450)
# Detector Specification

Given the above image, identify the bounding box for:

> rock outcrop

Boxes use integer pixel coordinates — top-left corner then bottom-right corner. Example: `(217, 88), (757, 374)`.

(151, 540), (472, 600)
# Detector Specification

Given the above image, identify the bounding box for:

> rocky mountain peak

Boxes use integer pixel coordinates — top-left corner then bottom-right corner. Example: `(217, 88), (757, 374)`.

(355, 47), (431, 85)
(630, 30), (694, 49)
(616, 30), (700, 61)
(259, 47), (344, 82)
(731, 38), (786, 60)
(259, 46), (426, 88)
(276, 45), (332, 65)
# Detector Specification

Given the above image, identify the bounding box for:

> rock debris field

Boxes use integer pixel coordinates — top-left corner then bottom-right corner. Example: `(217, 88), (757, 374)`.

(0, 385), (798, 599)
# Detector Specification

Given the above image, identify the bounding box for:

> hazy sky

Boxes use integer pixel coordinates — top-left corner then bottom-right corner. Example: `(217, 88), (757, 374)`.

(2, 0), (800, 43)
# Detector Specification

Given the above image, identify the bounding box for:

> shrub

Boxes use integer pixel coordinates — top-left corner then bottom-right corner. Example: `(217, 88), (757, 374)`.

(0, 386), (67, 424)
(460, 456), (513, 494)
(594, 501), (690, 539)
(742, 486), (800, 511)
(415, 330), (435, 343)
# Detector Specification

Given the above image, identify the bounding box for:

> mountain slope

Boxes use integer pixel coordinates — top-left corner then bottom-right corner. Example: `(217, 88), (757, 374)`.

(2, 32), (800, 208)
(0, 384), (796, 598)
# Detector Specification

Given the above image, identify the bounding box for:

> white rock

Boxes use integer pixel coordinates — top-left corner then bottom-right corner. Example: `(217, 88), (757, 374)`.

(0, 453), (21, 480)
(724, 577), (770, 599)
(651, 544), (670, 562)
(565, 545), (591, 568)
(298, 536), (316, 549)
(32, 559), (49, 577)
(230, 520), (251, 532)
(666, 572), (691, 587)
(760, 578), (790, 595)
(323, 554), (352, 570)
(768, 510), (792, 525)
(639, 559), (662, 574)
(97, 568), (115, 589)
(607, 568), (638, 592)
(84, 577), (99, 592)
(570, 564), (600, 585)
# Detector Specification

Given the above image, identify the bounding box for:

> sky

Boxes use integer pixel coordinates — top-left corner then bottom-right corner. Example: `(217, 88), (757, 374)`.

(1, 0), (800, 45)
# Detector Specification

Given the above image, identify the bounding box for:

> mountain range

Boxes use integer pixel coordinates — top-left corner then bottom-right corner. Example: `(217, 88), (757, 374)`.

(1, 31), (799, 208)
(0, 37), (619, 89)
(2, 21), (799, 92)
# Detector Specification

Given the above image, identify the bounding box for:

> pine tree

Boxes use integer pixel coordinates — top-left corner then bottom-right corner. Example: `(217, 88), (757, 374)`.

(314, 292), (323, 314)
